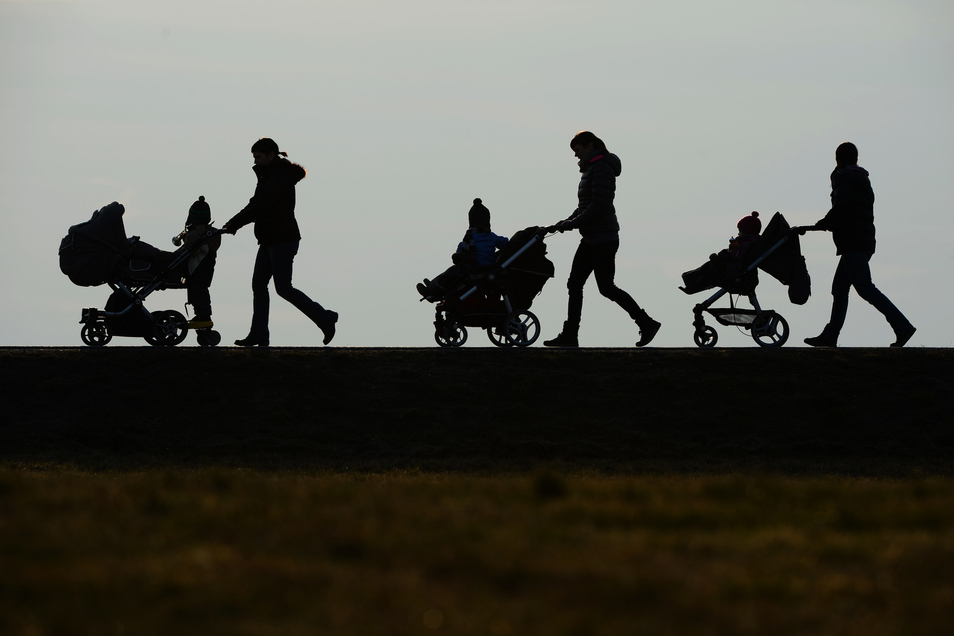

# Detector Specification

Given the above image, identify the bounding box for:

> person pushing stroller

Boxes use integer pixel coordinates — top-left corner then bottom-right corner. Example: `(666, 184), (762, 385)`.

(417, 198), (509, 301)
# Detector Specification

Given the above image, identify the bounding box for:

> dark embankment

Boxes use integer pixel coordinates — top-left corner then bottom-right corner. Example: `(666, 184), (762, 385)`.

(2, 347), (951, 475)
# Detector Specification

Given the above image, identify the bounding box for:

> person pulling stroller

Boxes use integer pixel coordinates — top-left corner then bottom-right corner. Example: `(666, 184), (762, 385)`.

(417, 198), (509, 301)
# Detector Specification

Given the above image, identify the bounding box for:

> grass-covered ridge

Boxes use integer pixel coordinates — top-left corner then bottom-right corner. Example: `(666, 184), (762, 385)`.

(2, 347), (952, 475)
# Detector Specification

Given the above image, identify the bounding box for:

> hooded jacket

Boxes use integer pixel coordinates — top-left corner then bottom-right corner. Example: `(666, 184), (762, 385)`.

(226, 157), (307, 246)
(815, 165), (877, 255)
(562, 151), (623, 243)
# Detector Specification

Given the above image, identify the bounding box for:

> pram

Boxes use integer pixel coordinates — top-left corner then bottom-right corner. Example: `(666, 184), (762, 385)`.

(426, 226), (555, 347)
(679, 212), (811, 348)
(58, 201), (222, 347)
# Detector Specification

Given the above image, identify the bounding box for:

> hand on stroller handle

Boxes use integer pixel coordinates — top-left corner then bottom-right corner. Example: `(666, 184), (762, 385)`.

(792, 225), (819, 236)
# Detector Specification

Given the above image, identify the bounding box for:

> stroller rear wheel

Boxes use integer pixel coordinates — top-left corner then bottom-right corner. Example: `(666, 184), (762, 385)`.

(693, 326), (718, 348)
(486, 327), (514, 348)
(751, 313), (789, 348)
(504, 311), (541, 347)
(81, 322), (112, 347)
(151, 310), (189, 346)
(435, 322), (467, 348)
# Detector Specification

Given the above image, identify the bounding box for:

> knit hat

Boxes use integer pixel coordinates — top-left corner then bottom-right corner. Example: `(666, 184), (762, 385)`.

(187, 196), (211, 226)
(468, 198), (490, 228)
(737, 211), (761, 236)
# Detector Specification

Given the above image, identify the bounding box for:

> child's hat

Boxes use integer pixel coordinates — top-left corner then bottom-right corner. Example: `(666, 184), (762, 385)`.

(737, 211), (761, 235)
(187, 196), (211, 225)
(468, 198), (491, 228)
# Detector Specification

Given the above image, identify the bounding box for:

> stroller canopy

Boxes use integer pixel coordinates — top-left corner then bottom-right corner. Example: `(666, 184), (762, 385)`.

(59, 202), (132, 287)
(744, 212), (811, 305)
(495, 226), (555, 311)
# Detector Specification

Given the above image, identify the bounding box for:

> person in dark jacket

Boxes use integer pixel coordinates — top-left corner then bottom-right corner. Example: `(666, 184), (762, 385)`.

(803, 142), (915, 348)
(544, 131), (660, 347)
(172, 195), (220, 326)
(223, 138), (337, 346)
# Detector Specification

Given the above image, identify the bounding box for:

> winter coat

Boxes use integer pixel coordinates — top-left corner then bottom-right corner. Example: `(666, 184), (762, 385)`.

(226, 157), (307, 246)
(455, 229), (509, 267)
(562, 151), (623, 243)
(815, 165), (877, 255)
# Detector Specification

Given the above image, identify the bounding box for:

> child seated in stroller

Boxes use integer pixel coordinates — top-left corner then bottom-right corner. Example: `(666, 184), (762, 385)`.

(417, 198), (509, 301)
(681, 211), (762, 294)
(171, 195), (220, 325)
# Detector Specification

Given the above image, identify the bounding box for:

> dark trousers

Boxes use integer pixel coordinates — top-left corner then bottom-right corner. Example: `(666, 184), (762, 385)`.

(186, 253), (216, 320)
(566, 239), (646, 328)
(821, 251), (912, 341)
(249, 240), (327, 341)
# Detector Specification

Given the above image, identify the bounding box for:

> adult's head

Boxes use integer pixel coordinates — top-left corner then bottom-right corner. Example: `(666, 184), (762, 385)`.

(835, 142), (858, 167)
(570, 131), (607, 162)
(251, 137), (286, 167)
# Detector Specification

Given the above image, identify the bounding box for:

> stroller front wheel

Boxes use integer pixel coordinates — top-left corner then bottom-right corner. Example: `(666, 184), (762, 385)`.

(81, 322), (112, 347)
(435, 322), (467, 348)
(693, 326), (718, 348)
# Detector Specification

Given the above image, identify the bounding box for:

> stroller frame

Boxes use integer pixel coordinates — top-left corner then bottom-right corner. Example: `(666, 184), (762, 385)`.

(432, 227), (550, 348)
(79, 229), (222, 347)
(689, 230), (797, 348)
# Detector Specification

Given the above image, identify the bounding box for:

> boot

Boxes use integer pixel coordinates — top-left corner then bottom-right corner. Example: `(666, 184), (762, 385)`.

(635, 316), (661, 348)
(544, 322), (579, 347)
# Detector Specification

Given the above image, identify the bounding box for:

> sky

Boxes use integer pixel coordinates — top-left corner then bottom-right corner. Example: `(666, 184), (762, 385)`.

(2, 0), (952, 348)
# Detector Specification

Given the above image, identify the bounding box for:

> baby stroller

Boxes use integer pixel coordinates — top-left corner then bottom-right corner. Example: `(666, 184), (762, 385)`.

(58, 201), (222, 347)
(428, 226), (555, 347)
(679, 213), (811, 347)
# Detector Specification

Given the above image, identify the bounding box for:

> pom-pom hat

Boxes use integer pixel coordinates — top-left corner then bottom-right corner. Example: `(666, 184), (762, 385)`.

(737, 211), (761, 235)
(468, 198), (491, 228)
(187, 195), (211, 225)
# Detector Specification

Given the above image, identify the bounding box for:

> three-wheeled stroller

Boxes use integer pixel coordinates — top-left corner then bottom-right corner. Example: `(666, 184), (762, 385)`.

(58, 201), (222, 347)
(426, 226), (555, 347)
(679, 212), (811, 347)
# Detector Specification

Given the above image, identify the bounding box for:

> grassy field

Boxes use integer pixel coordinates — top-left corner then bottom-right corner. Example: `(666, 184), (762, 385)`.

(2, 347), (953, 634)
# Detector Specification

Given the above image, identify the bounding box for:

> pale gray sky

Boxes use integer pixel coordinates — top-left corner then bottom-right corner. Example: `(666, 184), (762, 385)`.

(2, 0), (952, 347)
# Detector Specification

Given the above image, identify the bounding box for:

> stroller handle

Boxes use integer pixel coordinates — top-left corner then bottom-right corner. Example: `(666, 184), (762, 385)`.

(791, 225), (819, 236)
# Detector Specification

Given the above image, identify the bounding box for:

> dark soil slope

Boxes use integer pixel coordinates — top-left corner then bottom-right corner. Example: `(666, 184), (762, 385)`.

(2, 347), (951, 475)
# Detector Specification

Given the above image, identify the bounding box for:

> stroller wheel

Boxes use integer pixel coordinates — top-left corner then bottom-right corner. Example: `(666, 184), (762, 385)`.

(196, 329), (222, 347)
(80, 322), (112, 347)
(435, 322), (467, 348)
(152, 310), (189, 347)
(693, 326), (718, 348)
(504, 311), (541, 347)
(486, 327), (514, 348)
(751, 313), (789, 348)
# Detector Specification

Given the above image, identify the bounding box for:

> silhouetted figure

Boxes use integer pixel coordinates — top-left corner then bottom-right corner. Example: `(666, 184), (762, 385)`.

(544, 131), (660, 348)
(417, 198), (509, 301)
(223, 138), (337, 346)
(172, 195), (220, 327)
(803, 142), (915, 348)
